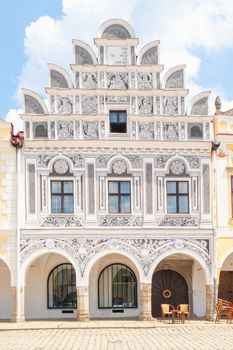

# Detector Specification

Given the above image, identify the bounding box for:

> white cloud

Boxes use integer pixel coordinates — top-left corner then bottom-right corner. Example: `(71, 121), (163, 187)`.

(5, 109), (23, 133)
(8, 0), (233, 128)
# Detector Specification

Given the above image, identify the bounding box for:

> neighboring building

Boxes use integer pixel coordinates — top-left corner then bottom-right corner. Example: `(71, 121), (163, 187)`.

(213, 98), (233, 306)
(0, 120), (17, 321)
(1, 19), (214, 321)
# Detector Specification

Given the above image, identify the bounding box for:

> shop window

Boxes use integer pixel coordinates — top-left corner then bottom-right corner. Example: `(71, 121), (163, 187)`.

(98, 264), (137, 308)
(166, 181), (189, 214)
(108, 181), (131, 213)
(47, 263), (76, 309)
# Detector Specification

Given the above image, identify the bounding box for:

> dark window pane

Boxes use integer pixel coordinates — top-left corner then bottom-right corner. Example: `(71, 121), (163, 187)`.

(52, 195), (62, 213)
(166, 182), (176, 194)
(120, 182), (130, 194)
(120, 196), (130, 213)
(109, 196), (119, 213)
(179, 196), (189, 213)
(109, 182), (119, 193)
(63, 195), (74, 213)
(52, 181), (62, 193)
(167, 195), (177, 213)
(179, 182), (188, 193)
(64, 181), (73, 193)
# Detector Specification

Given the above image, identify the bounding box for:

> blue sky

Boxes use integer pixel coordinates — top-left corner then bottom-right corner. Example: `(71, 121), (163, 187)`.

(1, 0), (233, 129)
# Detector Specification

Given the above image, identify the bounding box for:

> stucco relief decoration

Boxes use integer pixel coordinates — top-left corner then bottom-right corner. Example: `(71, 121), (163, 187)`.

(163, 96), (178, 115)
(154, 155), (172, 168)
(124, 155), (142, 168)
(81, 96), (98, 114)
(57, 121), (74, 139)
(53, 159), (69, 174)
(37, 154), (57, 168)
(169, 160), (185, 175)
(141, 47), (158, 65)
(51, 70), (68, 88)
(45, 239), (55, 249)
(105, 96), (130, 105)
(20, 237), (210, 276)
(156, 96), (161, 114)
(156, 121), (162, 139)
(75, 72), (80, 88)
(131, 96), (137, 114)
(102, 24), (131, 39)
(82, 121), (99, 139)
(39, 216), (84, 227)
(112, 160), (127, 174)
(57, 96), (73, 114)
(75, 46), (93, 65)
(65, 154), (84, 168)
(137, 73), (153, 89)
(130, 73), (136, 88)
(82, 72), (98, 89)
(25, 95), (44, 114)
(99, 95), (105, 114)
(180, 122), (186, 141)
(155, 216), (199, 227)
(191, 97), (208, 115)
(138, 96), (153, 114)
(163, 122), (178, 140)
(50, 95), (55, 114)
(98, 216), (143, 227)
(75, 121), (80, 138)
(107, 73), (128, 89)
(96, 154), (114, 168)
(165, 70), (183, 88)
(139, 122), (154, 140)
(183, 155), (200, 169)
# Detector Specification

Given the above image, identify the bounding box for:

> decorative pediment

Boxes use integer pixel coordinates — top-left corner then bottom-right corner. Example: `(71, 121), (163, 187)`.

(22, 89), (48, 114)
(50, 70), (68, 88)
(102, 24), (131, 39)
(188, 91), (211, 116)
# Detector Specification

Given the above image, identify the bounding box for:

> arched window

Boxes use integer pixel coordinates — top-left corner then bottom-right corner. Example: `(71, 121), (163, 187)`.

(98, 264), (137, 308)
(47, 263), (76, 309)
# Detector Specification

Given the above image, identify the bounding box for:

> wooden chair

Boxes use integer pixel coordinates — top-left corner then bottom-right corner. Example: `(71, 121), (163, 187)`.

(215, 298), (233, 323)
(161, 304), (174, 322)
(177, 304), (190, 322)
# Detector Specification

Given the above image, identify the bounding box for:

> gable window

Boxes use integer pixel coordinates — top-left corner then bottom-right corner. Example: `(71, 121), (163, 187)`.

(109, 111), (127, 133)
(108, 181), (131, 213)
(166, 181), (189, 214)
(51, 180), (74, 213)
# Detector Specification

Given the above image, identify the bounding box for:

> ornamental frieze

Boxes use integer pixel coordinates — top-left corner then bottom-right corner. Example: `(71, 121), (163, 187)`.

(20, 237), (211, 276)
(155, 215), (199, 227)
(40, 216), (85, 227)
(98, 216), (143, 227)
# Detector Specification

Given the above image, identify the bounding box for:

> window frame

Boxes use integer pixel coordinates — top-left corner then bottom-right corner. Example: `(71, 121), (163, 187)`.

(109, 110), (127, 134)
(108, 180), (131, 214)
(50, 179), (74, 214)
(98, 263), (138, 309)
(165, 180), (190, 214)
(47, 263), (77, 309)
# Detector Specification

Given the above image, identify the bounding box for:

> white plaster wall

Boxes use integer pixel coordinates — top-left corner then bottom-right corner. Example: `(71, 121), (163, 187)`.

(0, 261), (12, 319)
(89, 253), (140, 318)
(192, 260), (206, 317)
(25, 253), (77, 319)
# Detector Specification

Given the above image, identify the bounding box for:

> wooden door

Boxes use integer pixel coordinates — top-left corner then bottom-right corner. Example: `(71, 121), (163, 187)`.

(218, 271), (233, 303)
(152, 269), (188, 317)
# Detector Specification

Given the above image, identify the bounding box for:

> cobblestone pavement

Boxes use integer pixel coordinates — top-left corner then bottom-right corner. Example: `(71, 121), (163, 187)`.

(0, 321), (233, 350)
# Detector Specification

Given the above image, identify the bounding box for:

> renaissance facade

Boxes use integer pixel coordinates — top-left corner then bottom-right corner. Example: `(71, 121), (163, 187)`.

(0, 19), (215, 321)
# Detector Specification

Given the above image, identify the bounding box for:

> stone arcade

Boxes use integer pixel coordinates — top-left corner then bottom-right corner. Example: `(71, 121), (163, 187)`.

(1, 19), (214, 321)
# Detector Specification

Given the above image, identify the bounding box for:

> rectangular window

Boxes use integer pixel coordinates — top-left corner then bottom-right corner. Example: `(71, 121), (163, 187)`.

(108, 181), (131, 213)
(51, 181), (74, 213)
(109, 111), (127, 133)
(166, 181), (189, 214)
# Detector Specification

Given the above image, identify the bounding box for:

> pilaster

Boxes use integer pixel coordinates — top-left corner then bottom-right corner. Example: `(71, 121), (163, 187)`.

(139, 282), (152, 321)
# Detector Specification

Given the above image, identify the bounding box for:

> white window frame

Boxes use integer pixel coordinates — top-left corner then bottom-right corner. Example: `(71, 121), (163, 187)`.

(106, 177), (133, 215)
(164, 177), (191, 215)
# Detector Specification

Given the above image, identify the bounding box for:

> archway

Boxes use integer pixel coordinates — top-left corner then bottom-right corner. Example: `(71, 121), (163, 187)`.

(0, 258), (12, 320)
(25, 252), (77, 319)
(88, 252), (140, 319)
(218, 251), (233, 303)
(152, 269), (188, 317)
(150, 252), (208, 318)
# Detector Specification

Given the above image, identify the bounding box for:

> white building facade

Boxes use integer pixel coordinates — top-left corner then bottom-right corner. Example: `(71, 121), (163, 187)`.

(3, 19), (215, 321)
